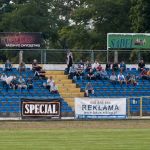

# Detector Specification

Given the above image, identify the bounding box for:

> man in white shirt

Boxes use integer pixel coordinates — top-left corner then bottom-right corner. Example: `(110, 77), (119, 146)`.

(110, 72), (117, 85)
(43, 76), (54, 91)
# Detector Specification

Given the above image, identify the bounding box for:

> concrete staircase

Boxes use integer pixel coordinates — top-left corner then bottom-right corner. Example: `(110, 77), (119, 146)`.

(45, 71), (84, 109)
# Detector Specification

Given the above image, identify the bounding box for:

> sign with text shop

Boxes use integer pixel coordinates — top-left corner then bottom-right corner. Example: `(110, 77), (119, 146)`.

(107, 33), (150, 50)
(21, 99), (60, 119)
(75, 98), (126, 119)
(0, 32), (42, 49)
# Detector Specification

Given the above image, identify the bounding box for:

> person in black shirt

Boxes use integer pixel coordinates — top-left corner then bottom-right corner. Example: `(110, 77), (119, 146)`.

(106, 62), (111, 71)
(138, 59), (145, 71)
(67, 51), (73, 73)
(112, 62), (119, 71)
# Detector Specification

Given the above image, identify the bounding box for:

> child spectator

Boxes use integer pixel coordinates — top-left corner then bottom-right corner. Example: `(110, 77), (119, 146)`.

(85, 82), (94, 97)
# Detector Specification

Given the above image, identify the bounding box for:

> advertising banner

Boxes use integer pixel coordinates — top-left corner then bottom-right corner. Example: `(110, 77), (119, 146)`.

(107, 33), (150, 50)
(21, 99), (60, 119)
(75, 98), (126, 119)
(0, 32), (42, 49)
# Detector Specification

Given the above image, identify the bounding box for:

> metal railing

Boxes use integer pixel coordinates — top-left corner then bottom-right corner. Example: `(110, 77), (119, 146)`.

(0, 49), (150, 64)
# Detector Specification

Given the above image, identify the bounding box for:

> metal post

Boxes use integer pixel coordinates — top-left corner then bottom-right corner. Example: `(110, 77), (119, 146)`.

(107, 50), (109, 63)
(44, 50), (47, 64)
(114, 50), (118, 63)
(41, 50), (43, 64)
(128, 98), (131, 118)
(140, 97), (143, 117)
(19, 50), (23, 64)
(91, 50), (94, 62)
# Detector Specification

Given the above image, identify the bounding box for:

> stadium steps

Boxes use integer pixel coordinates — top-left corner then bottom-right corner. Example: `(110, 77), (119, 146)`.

(46, 71), (84, 108)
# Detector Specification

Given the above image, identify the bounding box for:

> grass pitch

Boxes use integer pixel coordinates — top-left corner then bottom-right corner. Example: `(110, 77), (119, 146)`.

(0, 120), (150, 150)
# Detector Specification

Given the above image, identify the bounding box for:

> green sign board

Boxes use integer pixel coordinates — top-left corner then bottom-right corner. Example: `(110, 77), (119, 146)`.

(107, 33), (150, 50)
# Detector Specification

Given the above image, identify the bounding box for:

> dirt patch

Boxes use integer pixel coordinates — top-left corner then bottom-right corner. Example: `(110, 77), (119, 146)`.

(0, 120), (150, 130)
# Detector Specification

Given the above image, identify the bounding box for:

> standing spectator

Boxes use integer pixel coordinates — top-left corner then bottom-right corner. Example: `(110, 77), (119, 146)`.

(110, 72), (117, 85)
(106, 62), (111, 71)
(120, 61), (126, 71)
(118, 72), (125, 85)
(138, 59), (145, 71)
(67, 51), (73, 73)
(85, 82), (94, 97)
(5, 59), (12, 71)
(112, 62), (119, 71)
(18, 61), (26, 73)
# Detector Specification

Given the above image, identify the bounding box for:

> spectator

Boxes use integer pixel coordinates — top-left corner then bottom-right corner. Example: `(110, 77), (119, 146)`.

(140, 69), (147, 79)
(78, 60), (84, 69)
(0, 73), (7, 87)
(32, 59), (42, 72)
(138, 59), (145, 71)
(50, 82), (58, 94)
(99, 69), (109, 79)
(18, 61), (26, 73)
(69, 65), (77, 79)
(75, 67), (84, 81)
(130, 75), (138, 86)
(147, 69), (150, 80)
(112, 62), (119, 71)
(106, 62), (111, 71)
(96, 64), (102, 72)
(5, 75), (15, 91)
(5, 59), (12, 71)
(87, 69), (96, 80)
(110, 72), (117, 85)
(10, 76), (19, 90)
(26, 77), (33, 90)
(43, 76), (54, 91)
(120, 61), (126, 71)
(67, 51), (73, 73)
(18, 76), (27, 89)
(85, 82), (94, 97)
(125, 73), (132, 85)
(118, 72), (125, 85)
(85, 60), (92, 72)
(92, 60), (99, 70)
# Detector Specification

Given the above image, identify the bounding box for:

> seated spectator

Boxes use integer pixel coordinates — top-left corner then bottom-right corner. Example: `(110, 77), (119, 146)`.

(118, 72), (125, 85)
(140, 69), (148, 79)
(26, 77), (33, 90)
(18, 76), (27, 89)
(75, 68), (84, 81)
(43, 76), (54, 91)
(10, 76), (19, 90)
(87, 69), (96, 80)
(138, 59), (145, 71)
(130, 75), (138, 86)
(85, 61), (92, 72)
(50, 82), (58, 94)
(99, 69), (109, 79)
(120, 61), (126, 71)
(147, 69), (150, 80)
(125, 73), (132, 85)
(18, 61), (26, 73)
(78, 60), (84, 68)
(112, 62), (119, 71)
(85, 82), (94, 97)
(110, 72), (117, 85)
(92, 60), (99, 70)
(32, 59), (42, 72)
(105, 62), (111, 71)
(5, 59), (12, 71)
(0, 73), (7, 87)
(5, 75), (16, 91)
(69, 65), (77, 79)
(96, 64), (102, 72)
